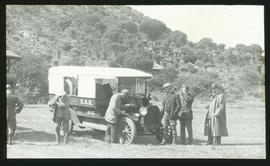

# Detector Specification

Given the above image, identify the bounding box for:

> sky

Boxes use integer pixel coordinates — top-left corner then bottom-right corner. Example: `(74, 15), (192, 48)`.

(130, 5), (264, 49)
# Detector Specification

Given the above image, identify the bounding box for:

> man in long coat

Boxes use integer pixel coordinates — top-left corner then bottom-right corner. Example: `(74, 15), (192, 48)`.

(6, 84), (24, 145)
(161, 83), (181, 145)
(178, 84), (194, 145)
(104, 89), (130, 143)
(204, 83), (228, 145)
(48, 90), (71, 145)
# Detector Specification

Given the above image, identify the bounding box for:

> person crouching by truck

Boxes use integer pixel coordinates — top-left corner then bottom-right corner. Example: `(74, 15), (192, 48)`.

(48, 90), (71, 145)
(104, 89), (133, 144)
(6, 84), (24, 145)
(161, 83), (181, 145)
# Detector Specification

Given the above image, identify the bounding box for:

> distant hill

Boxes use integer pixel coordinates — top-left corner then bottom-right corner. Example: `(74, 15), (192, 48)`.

(6, 5), (264, 103)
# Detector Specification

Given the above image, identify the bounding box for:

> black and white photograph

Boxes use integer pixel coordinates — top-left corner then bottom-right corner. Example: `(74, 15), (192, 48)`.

(6, 4), (265, 158)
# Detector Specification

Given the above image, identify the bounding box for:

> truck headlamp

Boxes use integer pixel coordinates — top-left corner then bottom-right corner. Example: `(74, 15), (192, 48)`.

(139, 107), (148, 116)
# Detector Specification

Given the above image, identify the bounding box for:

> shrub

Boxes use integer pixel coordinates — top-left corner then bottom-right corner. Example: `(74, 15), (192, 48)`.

(122, 49), (153, 72)
(139, 19), (168, 40)
(174, 71), (218, 96)
(148, 66), (179, 90)
(119, 21), (138, 34)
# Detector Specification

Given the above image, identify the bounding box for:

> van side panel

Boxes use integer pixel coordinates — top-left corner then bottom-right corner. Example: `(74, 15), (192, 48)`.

(48, 74), (64, 95)
(78, 75), (96, 98)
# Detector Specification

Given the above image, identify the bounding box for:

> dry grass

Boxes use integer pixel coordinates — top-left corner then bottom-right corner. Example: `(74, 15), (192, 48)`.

(7, 99), (265, 158)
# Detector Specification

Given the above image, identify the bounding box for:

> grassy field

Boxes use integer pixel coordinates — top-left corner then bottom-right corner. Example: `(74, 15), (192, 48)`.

(7, 98), (265, 158)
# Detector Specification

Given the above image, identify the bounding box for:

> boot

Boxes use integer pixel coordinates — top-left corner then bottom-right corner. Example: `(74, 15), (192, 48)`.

(161, 138), (167, 145)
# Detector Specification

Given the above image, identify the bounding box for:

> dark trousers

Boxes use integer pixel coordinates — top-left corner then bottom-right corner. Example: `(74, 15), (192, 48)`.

(54, 117), (69, 144)
(105, 122), (117, 143)
(180, 119), (193, 144)
(207, 136), (222, 145)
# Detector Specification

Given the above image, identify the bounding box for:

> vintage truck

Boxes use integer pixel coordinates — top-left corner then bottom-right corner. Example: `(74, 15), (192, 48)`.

(48, 66), (172, 144)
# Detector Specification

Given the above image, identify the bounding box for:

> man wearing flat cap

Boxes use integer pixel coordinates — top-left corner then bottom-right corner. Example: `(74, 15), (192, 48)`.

(161, 82), (181, 145)
(48, 90), (71, 145)
(104, 89), (131, 143)
(204, 83), (228, 145)
(6, 84), (24, 145)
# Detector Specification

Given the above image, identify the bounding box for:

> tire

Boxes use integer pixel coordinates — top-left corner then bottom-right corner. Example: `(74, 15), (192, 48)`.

(155, 126), (173, 144)
(166, 126), (173, 144)
(154, 127), (163, 143)
(117, 117), (137, 145)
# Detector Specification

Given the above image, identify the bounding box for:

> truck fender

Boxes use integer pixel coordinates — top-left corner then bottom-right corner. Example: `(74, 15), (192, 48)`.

(124, 113), (139, 122)
(69, 107), (81, 125)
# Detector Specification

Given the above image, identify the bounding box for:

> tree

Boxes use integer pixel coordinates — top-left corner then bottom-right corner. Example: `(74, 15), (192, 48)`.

(106, 28), (124, 43)
(139, 19), (168, 40)
(94, 22), (107, 33)
(123, 49), (153, 72)
(84, 14), (100, 26)
(196, 38), (217, 50)
(167, 30), (187, 47)
(14, 54), (49, 103)
(119, 21), (138, 34)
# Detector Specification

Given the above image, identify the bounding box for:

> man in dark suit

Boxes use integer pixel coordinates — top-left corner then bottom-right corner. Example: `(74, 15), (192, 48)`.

(178, 84), (194, 145)
(161, 83), (181, 145)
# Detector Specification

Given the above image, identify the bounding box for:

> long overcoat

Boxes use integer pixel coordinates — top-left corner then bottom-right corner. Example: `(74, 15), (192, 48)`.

(204, 93), (228, 137)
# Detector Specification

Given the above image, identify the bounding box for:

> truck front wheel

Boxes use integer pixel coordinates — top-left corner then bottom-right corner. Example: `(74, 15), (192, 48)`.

(117, 117), (137, 145)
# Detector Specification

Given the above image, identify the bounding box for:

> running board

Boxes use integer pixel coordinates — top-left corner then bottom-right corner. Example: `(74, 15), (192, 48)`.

(76, 122), (108, 131)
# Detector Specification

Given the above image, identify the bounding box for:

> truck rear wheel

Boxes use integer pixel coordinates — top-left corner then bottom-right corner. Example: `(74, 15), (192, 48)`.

(117, 117), (136, 145)
(155, 126), (173, 144)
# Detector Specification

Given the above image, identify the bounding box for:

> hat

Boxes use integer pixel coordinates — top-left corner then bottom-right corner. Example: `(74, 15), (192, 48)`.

(6, 84), (12, 89)
(211, 83), (223, 91)
(162, 82), (172, 89)
(56, 90), (66, 96)
(121, 89), (129, 94)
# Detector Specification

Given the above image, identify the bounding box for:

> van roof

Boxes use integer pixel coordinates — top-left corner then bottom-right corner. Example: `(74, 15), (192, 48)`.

(49, 66), (153, 78)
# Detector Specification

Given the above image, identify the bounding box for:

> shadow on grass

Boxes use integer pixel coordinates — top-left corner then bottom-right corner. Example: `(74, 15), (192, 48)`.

(15, 126), (55, 143)
(14, 126), (91, 145)
(70, 129), (105, 140)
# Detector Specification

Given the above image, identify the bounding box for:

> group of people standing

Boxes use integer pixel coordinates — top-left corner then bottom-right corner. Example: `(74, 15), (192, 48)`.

(7, 81), (228, 146)
(160, 82), (194, 145)
(160, 82), (228, 145)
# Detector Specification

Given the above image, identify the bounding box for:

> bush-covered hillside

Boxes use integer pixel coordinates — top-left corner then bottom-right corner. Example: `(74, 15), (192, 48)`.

(6, 5), (265, 103)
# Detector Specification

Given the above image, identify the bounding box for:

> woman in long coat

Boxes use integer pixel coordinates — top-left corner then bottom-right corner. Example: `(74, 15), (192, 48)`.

(204, 84), (228, 145)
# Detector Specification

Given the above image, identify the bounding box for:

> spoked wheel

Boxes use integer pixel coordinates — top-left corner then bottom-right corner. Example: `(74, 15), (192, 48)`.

(166, 126), (173, 144)
(154, 126), (173, 144)
(154, 126), (163, 143)
(117, 117), (136, 145)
